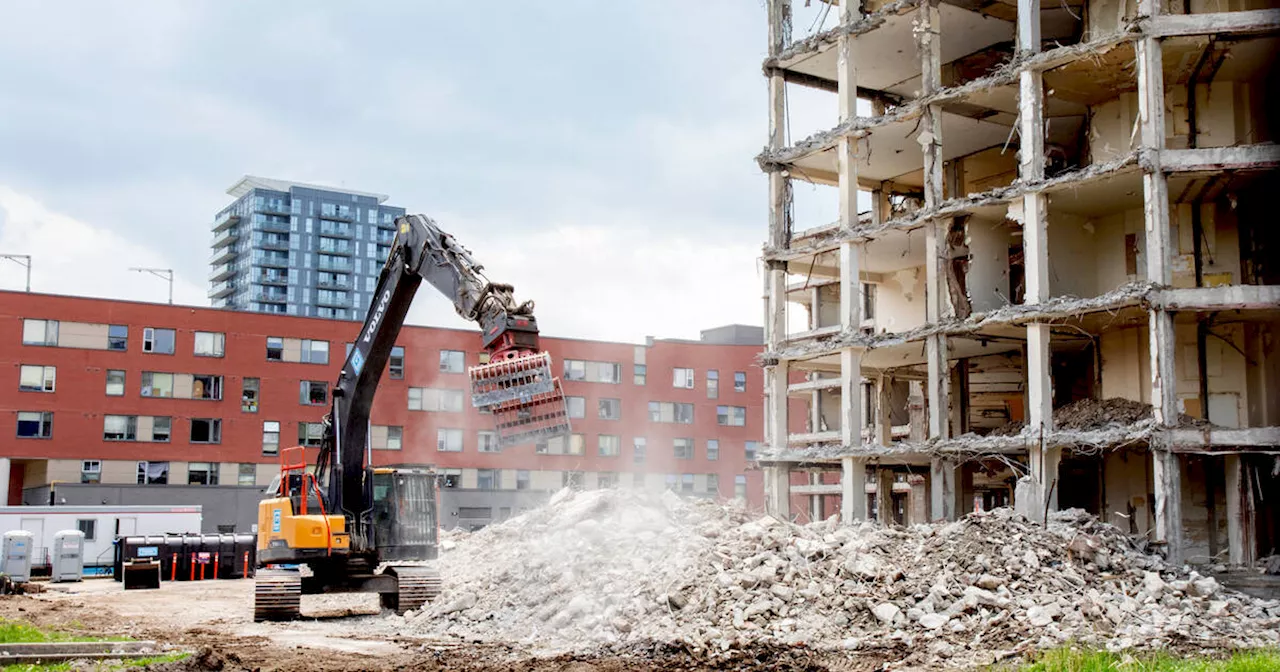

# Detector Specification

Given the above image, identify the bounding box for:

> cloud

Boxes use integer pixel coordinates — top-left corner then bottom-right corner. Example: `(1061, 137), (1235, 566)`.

(0, 186), (205, 304)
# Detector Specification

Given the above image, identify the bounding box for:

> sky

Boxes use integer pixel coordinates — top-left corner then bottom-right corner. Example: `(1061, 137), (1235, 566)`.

(0, 1), (844, 343)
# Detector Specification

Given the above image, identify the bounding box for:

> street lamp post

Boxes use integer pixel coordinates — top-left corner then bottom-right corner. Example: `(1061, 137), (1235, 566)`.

(129, 267), (174, 304)
(0, 254), (32, 292)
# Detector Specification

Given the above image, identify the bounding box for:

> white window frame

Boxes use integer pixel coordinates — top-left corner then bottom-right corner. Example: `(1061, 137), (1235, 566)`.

(673, 367), (694, 389)
(18, 365), (55, 392)
(193, 331), (225, 357)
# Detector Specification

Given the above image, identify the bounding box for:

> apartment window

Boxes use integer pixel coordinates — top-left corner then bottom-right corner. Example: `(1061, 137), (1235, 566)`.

(190, 418), (221, 444)
(18, 365), (55, 392)
(298, 422), (324, 447)
(598, 398), (621, 420)
(735, 475), (748, 500)
(80, 460), (101, 484)
(566, 396), (586, 419)
(599, 434), (621, 457)
(863, 381), (875, 428)
(266, 337), (283, 361)
(140, 372), (173, 398)
(717, 405), (747, 427)
(862, 282), (877, 321)
(674, 438), (694, 460)
(708, 473), (719, 495)
(745, 441), (759, 461)
(188, 462), (219, 486)
(563, 471), (584, 489)
(77, 519), (97, 541)
(107, 325), (128, 351)
(263, 421), (280, 455)
(634, 364), (646, 386)
(437, 428), (463, 452)
(192, 374), (223, 401)
(734, 371), (747, 392)
(408, 387), (464, 412)
(477, 469), (497, 490)
(152, 417), (172, 442)
(238, 463), (257, 486)
(241, 378), (260, 412)
(516, 470), (530, 490)
(300, 381), (327, 405)
(633, 437), (646, 464)
(598, 472), (617, 489)
(16, 411), (52, 438)
(672, 367), (695, 389)
(106, 369), (125, 396)
(137, 461), (169, 485)
(142, 327), (175, 354)
(389, 346), (405, 379)
(194, 331), (225, 357)
(439, 350), (465, 373)
(104, 415), (136, 441)
(681, 474), (695, 493)
(649, 401), (694, 424)
(22, 319), (58, 346)
(707, 439), (719, 461)
(301, 339), (329, 364)
(707, 370), (719, 399)
(478, 431), (499, 453)
(386, 426), (402, 450)
(563, 359), (621, 383)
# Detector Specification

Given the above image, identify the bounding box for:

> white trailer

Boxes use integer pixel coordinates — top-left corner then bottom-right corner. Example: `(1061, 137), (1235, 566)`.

(0, 505), (202, 570)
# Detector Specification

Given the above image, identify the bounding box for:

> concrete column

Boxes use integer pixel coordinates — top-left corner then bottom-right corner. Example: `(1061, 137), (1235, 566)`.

(841, 456), (868, 522)
(808, 472), (822, 522)
(0, 458), (10, 507)
(930, 457), (957, 521)
(768, 359), (790, 450)
(767, 0), (791, 250)
(874, 375), (892, 446)
(1224, 455), (1254, 566)
(1152, 450), (1184, 565)
(764, 465), (792, 520)
(876, 466), (895, 526)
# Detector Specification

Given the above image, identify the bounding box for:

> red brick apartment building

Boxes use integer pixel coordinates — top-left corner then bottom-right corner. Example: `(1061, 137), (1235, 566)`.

(0, 291), (765, 530)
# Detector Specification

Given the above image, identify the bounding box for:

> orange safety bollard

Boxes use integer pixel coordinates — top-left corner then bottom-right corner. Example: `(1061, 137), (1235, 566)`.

(189, 553), (195, 581)
(170, 554), (177, 582)
(242, 551), (249, 578)
(213, 553), (219, 580)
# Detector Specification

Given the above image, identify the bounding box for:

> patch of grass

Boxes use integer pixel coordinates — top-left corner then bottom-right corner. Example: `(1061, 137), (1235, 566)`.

(0, 619), (131, 645)
(0, 652), (188, 672)
(1007, 646), (1280, 672)
(2, 664), (72, 672)
(122, 652), (191, 667)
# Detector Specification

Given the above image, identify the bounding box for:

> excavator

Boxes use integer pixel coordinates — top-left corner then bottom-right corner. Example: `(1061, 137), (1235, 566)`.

(252, 214), (573, 621)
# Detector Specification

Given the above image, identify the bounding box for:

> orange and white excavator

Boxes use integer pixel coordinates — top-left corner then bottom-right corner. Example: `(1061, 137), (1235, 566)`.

(253, 214), (572, 621)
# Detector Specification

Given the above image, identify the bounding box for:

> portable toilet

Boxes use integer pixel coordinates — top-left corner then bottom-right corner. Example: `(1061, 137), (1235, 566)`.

(2, 531), (34, 583)
(50, 530), (85, 582)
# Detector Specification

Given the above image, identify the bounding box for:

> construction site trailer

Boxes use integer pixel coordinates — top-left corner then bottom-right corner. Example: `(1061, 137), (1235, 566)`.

(0, 505), (202, 570)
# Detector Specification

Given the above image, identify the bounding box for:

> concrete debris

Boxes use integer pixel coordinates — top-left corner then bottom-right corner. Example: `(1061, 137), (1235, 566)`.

(408, 489), (1280, 668)
(990, 397), (1211, 437)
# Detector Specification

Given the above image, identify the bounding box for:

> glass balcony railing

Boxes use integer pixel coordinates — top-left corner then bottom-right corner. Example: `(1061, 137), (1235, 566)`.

(318, 222), (353, 238)
(255, 292), (288, 303)
(212, 212), (240, 234)
(317, 256), (352, 272)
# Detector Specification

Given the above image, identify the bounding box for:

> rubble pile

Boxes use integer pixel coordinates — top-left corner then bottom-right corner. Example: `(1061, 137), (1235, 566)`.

(990, 397), (1209, 436)
(407, 489), (1280, 667)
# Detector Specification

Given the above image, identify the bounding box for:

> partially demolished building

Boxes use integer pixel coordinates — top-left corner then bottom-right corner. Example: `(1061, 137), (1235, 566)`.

(756, 0), (1279, 566)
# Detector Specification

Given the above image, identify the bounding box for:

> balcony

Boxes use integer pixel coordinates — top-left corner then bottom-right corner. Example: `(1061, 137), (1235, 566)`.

(318, 243), (353, 256)
(257, 236), (290, 252)
(319, 208), (354, 222)
(318, 224), (354, 239)
(255, 253), (289, 269)
(316, 293), (348, 308)
(256, 202), (291, 216)
(258, 218), (291, 233)
(316, 277), (351, 290)
(212, 227), (239, 250)
(209, 246), (238, 266)
(212, 212), (241, 234)
(209, 263), (236, 283)
(208, 280), (236, 300)
(317, 257), (352, 273)
(257, 273), (289, 286)
(255, 292), (288, 304)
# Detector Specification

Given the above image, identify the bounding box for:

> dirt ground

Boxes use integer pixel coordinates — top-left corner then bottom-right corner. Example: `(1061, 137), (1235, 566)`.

(0, 578), (895, 671)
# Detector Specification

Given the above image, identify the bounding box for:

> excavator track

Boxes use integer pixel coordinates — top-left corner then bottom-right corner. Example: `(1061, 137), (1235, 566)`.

(253, 568), (302, 622)
(383, 565), (442, 615)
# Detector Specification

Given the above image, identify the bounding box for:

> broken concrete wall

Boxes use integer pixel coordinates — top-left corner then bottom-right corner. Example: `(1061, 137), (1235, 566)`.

(817, 283), (841, 329)
(872, 266), (928, 334)
(1100, 326), (1151, 404)
(1175, 321), (1250, 426)
(1086, 0), (1138, 38)
(1093, 208), (1147, 289)
(1244, 320), (1280, 426)
(959, 147), (1019, 197)
(1047, 212), (1099, 300)
(1102, 448), (1153, 537)
(966, 217), (1013, 313)
(1170, 201), (1243, 289)
(966, 352), (1026, 432)
(1181, 455), (1229, 566)
(1168, 81), (1275, 149)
